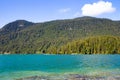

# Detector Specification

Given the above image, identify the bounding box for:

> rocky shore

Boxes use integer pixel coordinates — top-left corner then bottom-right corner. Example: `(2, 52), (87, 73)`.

(16, 74), (120, 80)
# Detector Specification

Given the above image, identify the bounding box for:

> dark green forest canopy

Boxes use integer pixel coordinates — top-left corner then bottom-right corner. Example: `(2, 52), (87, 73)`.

(0, 16), (120, 54)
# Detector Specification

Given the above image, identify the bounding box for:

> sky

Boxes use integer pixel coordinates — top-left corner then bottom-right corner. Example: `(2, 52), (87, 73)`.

(0, 0), (120, 28)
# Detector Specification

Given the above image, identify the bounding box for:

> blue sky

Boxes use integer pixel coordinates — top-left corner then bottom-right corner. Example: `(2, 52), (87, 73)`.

(0, 0), (120, 28)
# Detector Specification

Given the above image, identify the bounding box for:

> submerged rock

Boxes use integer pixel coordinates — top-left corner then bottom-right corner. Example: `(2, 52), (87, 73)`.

(16, 75), (120, 80)
(68, 74), (86, 80)
(16, 76), (49, 80)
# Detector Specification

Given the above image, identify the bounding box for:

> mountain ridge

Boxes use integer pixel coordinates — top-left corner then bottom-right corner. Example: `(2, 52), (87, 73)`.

(1, 20), (34, 33)
(0, 16), (120, 54)
(1, 16), (119, 29)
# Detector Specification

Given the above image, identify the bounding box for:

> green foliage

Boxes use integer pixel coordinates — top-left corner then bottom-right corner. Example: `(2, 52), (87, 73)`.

(55, 36), (120, 54)
(0, 17), (120, 54)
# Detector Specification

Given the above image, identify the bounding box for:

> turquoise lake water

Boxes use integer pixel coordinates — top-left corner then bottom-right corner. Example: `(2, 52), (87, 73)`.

(0, 54), (120, 80)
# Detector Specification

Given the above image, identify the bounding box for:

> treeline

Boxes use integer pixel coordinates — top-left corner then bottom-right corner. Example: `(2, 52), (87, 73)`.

(46, 36), (120, 54)
(0, 36), (120, 54)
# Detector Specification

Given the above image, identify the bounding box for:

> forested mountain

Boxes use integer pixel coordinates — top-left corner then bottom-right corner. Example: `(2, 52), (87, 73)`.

(0, 16), (120, 54)
(0, 20), (34, 34)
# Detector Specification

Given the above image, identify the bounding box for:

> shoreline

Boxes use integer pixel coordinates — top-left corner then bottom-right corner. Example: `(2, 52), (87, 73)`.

(1, 53), (120, 55)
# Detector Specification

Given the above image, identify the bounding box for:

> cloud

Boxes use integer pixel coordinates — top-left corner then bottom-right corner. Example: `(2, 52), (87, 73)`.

(81, 1), (116, 16)
(59, 8), (71, 13)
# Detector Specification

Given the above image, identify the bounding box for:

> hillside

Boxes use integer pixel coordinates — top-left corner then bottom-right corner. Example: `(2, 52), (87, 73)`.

(0, 20), (34, 34)
(47, 36), (120, 54)
(0, 16), (120, 54)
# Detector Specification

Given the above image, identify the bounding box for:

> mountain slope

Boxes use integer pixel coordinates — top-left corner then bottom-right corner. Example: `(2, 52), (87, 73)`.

(0, 20), (34, 34)
(0, 17), (120, 54)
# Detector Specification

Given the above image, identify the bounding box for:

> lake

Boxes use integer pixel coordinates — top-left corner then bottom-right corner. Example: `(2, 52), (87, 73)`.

(0, 54), (120, 80)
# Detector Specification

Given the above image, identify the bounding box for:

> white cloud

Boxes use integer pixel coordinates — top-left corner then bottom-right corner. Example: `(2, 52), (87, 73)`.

(81, 1), (116, 16)
(59, 8), (71, 13)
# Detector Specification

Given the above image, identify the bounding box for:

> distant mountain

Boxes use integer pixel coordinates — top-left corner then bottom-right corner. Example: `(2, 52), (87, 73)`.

(0, 20), (34, 34)
(0, 17), (120, 54)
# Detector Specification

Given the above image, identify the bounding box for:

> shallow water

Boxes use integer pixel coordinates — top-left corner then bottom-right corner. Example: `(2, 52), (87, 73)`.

(0, 54), (120, 80)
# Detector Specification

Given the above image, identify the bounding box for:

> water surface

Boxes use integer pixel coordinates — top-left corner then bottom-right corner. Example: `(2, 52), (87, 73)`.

(0, 54), (120, 80)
